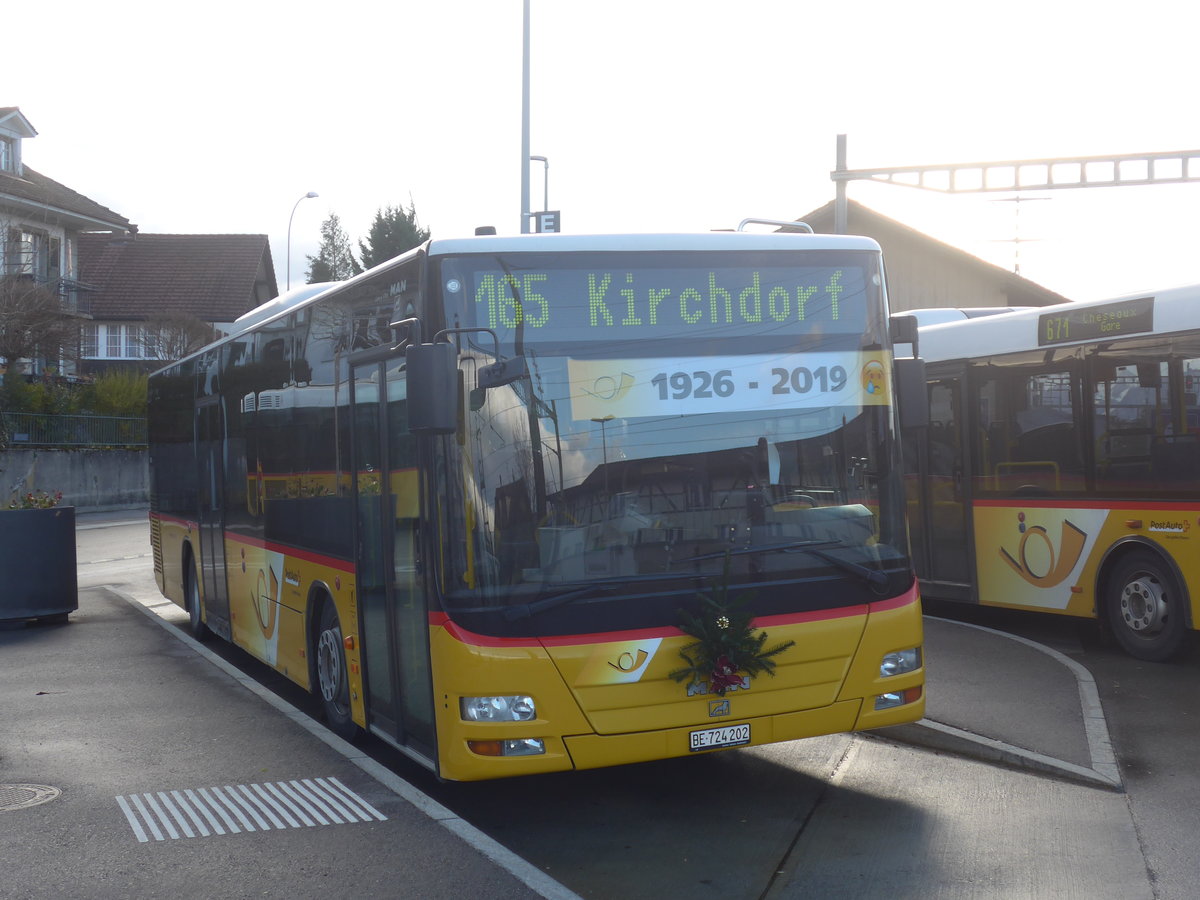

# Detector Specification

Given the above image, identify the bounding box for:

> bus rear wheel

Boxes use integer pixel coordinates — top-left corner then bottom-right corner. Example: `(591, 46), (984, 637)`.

(316, 602), (358, 739)
(1104, 550), (1190, 662)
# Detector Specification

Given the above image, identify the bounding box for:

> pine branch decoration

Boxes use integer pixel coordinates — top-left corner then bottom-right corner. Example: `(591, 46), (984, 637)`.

(669, 558), (795, 696)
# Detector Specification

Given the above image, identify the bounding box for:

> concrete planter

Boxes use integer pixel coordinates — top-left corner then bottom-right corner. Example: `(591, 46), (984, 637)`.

(0, 506), (78, 624)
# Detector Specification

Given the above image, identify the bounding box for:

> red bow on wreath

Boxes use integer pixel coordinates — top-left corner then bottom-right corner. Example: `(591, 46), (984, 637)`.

(709, 655), (743, 695)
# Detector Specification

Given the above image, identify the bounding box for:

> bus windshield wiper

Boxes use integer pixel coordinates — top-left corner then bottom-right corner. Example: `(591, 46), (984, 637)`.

(684, 539), (888, 588)
(683, 539), (843, 562)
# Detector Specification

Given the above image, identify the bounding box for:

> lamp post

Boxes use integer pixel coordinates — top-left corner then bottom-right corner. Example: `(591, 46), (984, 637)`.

(530, 155), (549, 211)
(286, 191), (319, 290)
(520, 0), (531, 232)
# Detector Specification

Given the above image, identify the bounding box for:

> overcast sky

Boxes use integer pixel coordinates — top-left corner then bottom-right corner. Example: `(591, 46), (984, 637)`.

(13, 0), (1200, 302)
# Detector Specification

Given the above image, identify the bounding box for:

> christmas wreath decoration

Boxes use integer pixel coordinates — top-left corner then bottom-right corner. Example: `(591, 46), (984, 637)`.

(669, 560), (795, 696)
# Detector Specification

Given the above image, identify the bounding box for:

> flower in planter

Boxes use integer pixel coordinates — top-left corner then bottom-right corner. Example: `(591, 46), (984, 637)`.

(6, 490), (64, 510)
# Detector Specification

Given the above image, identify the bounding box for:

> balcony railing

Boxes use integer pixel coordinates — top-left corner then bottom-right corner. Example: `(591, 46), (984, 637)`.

(0, 412), (146, 448)
(1, 266), (94, 316)
(57, 279), (94, 316)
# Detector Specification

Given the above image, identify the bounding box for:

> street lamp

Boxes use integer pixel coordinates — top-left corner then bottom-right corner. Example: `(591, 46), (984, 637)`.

(530, 155), (549, 211)
(286, 191), (319, 290)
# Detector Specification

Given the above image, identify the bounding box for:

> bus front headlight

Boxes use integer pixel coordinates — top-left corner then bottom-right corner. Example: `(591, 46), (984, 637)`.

(459, 695), (537, 722)
(880, 648), (921, 678)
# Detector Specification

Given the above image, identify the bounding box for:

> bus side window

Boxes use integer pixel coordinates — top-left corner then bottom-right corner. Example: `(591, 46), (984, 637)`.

(1184, 357), (1200, 433)
(1092, 359), (1169, 491)
(974, 367), (1081, 494)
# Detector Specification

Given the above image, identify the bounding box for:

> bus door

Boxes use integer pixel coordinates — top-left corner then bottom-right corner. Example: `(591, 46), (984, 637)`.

(917, 374), (973, 597)
(196, 396), (232, 639)
(350, 353), (436, 758)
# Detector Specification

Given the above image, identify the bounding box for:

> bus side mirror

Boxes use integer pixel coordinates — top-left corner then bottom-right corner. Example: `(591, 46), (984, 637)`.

(894, 357), (929, 429)
(890, 314), (919, 358)
(406, 342), (458, 434)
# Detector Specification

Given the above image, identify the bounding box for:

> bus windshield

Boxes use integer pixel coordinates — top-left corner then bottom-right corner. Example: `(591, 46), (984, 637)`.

(434, 249), (910, 636)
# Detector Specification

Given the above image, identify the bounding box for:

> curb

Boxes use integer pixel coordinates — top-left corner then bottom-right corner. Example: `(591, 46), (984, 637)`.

(874, 616), (1122, 791)
(105, 585), (584, 900)
(874, 719), (1121, 790)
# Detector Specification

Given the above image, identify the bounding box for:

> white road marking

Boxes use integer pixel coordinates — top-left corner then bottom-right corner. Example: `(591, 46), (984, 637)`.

(116, 778), (387, 843)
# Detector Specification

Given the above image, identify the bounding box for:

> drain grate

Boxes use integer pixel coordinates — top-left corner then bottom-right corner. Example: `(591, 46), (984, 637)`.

(0, 784), (62, 812)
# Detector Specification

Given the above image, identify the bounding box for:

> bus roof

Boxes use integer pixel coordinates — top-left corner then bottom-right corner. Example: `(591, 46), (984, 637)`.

(917, 284), (1200, 363)
(231, 282), (340, 334)
(151, 230), (884, 376)
(903, 306), (1031, 328)
(425, 231), (882, 255)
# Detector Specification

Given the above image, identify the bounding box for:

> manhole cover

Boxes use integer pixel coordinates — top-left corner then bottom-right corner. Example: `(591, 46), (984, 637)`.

(0, 784), (61, 811)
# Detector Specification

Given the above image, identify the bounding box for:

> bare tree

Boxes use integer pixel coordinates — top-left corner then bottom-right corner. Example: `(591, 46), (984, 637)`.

(136, 313), (215, 362)
(0, 276), (80, 385)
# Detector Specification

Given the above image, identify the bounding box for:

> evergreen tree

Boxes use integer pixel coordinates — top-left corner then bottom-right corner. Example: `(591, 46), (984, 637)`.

(305, 213), (362, 283)
(358, 201), (431, 270)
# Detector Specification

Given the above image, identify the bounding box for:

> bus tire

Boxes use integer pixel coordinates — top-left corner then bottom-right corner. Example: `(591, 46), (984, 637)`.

(1104, 549), (1190, 662)
(185, 554), (212, 642)
(316, 601), (358, 739)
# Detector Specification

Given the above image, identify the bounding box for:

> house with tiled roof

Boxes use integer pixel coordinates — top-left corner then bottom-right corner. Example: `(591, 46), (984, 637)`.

(77, 232), (277, 374)
(794, 199), (1071, 312)
(1, 106), (133, 376)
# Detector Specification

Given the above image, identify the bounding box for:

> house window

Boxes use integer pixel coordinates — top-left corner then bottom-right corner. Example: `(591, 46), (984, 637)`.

(88, 324), (153, 360)
(82, 324), (99, 358)
(0, 137), (14, 173)
(125, 326), (144, 359)
(5, 228), (49, 279)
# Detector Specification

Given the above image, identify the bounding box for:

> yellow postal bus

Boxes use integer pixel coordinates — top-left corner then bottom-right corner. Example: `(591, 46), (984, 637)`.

(148, 230), (926, 780)
(908, 286), (1200, 661)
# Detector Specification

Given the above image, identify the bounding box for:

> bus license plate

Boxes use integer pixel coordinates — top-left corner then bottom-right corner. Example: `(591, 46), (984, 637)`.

(689, 723), (751, 752)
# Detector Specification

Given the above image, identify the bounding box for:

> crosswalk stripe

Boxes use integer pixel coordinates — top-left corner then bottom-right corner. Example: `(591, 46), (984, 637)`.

(116, 777), (385, 842)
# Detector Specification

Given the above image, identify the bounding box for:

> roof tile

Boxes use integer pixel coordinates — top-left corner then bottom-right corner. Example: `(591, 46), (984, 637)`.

(78, 233), (277, 321)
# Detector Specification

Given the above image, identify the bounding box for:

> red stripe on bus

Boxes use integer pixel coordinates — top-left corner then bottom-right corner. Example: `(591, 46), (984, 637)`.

(152, 512), (198, 530)
(430, 583), (918, 649)
(973, 498), (1200, 511)
(223, 532), (356, 573)
(152, 514), (355, 574)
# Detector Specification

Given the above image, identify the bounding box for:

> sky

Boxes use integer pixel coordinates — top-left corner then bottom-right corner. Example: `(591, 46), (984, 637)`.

(12, 0), (1200, 303)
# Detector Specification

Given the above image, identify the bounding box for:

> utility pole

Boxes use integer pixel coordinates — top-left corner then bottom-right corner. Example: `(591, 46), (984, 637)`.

(520, 0), (531, 233)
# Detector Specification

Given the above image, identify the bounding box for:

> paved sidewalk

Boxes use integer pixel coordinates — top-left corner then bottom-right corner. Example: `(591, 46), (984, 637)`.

(1, 586), (578, 900)
(879, 615), (1120, 789)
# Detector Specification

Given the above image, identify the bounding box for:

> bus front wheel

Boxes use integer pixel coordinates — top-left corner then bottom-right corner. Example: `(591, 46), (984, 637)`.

(1104, 550), (1190, 662)
(316, 601), (358, 739)
(185, 557), (212, 642)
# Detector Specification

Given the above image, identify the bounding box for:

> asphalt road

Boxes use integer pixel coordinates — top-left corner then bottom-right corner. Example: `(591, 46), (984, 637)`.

(60, 512), (1199, 899)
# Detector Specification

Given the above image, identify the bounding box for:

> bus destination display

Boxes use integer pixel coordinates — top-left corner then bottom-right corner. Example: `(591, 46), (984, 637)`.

(452, 257), (873, 343)
(1039, 296), (1154, 346)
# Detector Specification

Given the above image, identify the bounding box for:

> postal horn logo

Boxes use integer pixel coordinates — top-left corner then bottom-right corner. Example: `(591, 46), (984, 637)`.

(582, 372), (634, 403)
(998, 514), (1087, 588)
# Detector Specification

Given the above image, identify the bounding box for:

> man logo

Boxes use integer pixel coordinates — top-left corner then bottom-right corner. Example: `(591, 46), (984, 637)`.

(709, 699), (731, 718)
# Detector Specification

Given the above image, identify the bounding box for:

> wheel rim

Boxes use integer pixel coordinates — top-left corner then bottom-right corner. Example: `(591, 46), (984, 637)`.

(188, 571), (200, 627)
(317, 626), (344, 705)
(1119, 573), (1167, 635)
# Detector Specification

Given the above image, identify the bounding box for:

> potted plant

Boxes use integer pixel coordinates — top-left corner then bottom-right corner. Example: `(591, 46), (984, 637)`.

(0, 490), (77, 625)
